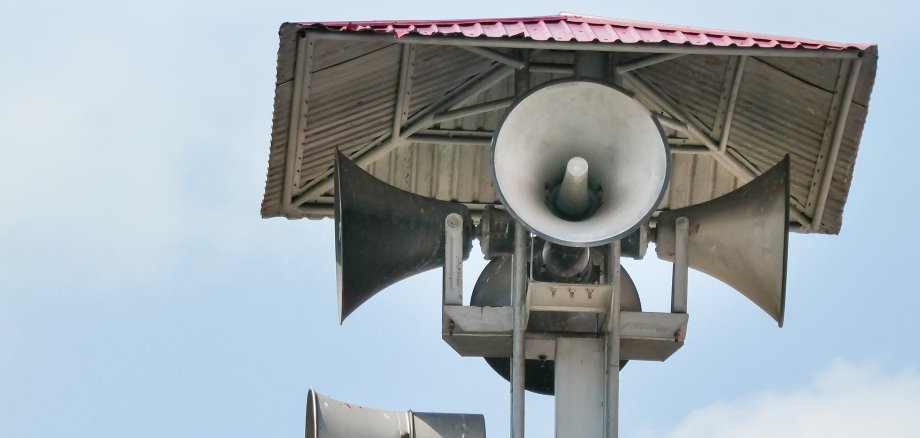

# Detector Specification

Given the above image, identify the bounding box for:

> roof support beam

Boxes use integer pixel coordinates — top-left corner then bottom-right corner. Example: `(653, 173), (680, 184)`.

(810, 56), (862, 232)
(291, 62), (515, 209)
(615, 53), (686, 74)
(628, 71), (813, 229)
(391, 44), (416, 139)
(623, 71), (757, 181)
(281, 34), (315, 217)
(718, 56), (746, 154)
(406, 134), (492, 145)
(310, 31), (862, 59)
(432, 97), (515, 123)
(669, 145), (710, 155)
(416, 128), (495, 138)
(460, 46), (527, 69)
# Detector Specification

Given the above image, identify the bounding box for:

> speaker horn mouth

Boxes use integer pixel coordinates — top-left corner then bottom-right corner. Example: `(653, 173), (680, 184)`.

(492, 79), (670, 247)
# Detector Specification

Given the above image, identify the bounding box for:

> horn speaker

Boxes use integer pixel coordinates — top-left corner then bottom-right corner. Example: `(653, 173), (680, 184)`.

(306, 388), (486, 438)
(469, 254), (642, 395)
(492, 79), (670, 247)
(334, 151), (473, 323)
(655, 156), (790, 326)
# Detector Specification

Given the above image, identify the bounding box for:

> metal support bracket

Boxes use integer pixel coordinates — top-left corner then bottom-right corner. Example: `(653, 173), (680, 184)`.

(443, 213), (464, 306)
(671, 217), (689, 314)
(526, 282), (613, 314)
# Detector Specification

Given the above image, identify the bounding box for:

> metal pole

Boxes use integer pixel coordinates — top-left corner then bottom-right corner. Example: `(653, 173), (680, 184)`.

(508, 51), (530, 438)
(510, 224), (527, 438)
(604, 241), (621, 438)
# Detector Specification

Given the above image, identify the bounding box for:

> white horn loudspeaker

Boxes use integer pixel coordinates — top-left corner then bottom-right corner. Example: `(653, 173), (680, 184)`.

(492, 79), (670, 247)
(306, 388), (486, 438)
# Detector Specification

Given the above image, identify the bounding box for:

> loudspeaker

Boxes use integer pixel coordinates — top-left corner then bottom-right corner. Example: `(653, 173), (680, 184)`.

(469, 254), (642, 395)
(492, 79), (670, 247)
(334, 151), (473, 323)
(655, 156), (790, 326)
(306, 388), (486, 438)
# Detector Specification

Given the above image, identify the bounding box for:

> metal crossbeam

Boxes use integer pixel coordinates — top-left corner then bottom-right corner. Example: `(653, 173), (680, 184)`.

(281, 35), (315, 215)
(460, 46), (527, 69)
(432, 97), (515, 123)
(718, 56), (746, 154)
(624, 70), (814, 229)
(615, 53), (686, 74)
(810, 57), (862, 232)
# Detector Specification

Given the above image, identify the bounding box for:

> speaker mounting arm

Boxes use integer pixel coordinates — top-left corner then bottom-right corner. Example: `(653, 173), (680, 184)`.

(671, 216), (690, 314)
(441, 232), (690, 363)
(443, 213), (465, 306)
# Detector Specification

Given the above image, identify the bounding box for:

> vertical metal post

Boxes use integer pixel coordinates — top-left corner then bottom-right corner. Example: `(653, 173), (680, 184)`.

(443, 213), (464, 306)
(510, 50), (530, 438)
(671, 217), (689, 314)
(510, 224), (527, 438)
(555, 338), (605, 437)
(604, 241), (621, 438)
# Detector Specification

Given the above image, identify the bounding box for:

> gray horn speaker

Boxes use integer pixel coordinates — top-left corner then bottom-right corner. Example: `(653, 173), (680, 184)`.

(334, 150), (473, 323)
(492, 79), (670, 247)
(655, 156), (790, 326)
(306, 388), (486, 438)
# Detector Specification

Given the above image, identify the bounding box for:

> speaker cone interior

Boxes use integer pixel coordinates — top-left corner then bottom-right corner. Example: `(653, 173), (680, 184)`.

(492, 80), (670, 247)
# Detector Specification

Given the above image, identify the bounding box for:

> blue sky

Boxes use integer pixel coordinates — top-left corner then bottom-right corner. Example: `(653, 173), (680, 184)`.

(2, 1), (918, 437)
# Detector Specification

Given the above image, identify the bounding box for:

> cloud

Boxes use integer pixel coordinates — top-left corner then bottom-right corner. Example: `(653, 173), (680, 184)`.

(646, 360), (920, 438)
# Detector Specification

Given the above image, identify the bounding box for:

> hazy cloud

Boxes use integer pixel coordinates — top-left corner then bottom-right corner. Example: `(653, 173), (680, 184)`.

(643, 360), (920, 438)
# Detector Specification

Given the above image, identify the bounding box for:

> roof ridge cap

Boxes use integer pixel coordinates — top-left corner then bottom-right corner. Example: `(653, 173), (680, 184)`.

(558, 12), (871, 48)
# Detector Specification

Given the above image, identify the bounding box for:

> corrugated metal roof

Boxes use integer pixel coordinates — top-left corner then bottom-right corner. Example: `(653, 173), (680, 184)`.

(301, 13), (871, 51)
(262, 13), (878, 235)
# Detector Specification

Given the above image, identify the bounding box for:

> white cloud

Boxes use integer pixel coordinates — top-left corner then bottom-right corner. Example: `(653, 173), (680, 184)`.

(647, 360), (920, 438)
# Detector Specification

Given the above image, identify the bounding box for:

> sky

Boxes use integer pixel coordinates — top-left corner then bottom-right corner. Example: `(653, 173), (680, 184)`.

(1, 1), (918, 437)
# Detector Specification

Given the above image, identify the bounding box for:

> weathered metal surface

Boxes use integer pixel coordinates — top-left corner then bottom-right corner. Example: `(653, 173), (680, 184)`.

(306, 388), (486, 438)
(441, 309), (687, 362)
(555, 338), (605, 438)
(657, 157), (790, 326)
(334, 152), (472, 323)
(262, 15), (878, 235)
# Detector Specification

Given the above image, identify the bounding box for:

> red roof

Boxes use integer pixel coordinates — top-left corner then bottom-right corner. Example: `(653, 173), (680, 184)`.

(300, 12), (871, 51)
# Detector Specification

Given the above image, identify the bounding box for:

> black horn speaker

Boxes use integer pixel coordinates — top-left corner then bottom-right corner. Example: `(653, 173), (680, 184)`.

(334, 151), (473, 323)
